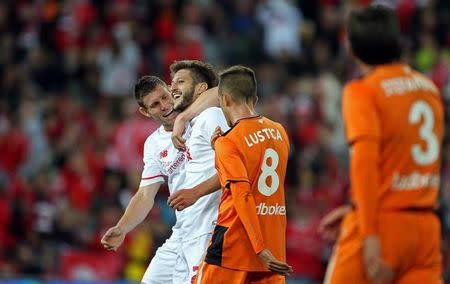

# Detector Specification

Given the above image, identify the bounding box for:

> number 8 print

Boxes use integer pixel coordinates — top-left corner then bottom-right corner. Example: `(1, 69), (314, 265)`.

(257, 148), (280, 196)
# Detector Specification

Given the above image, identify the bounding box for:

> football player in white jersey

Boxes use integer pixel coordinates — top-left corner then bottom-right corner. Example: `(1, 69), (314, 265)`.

(100, 75), (219, 284)
(164, 60), (230, 284)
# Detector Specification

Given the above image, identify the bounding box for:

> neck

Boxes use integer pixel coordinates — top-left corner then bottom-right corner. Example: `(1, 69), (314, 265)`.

(358, 61), (373, 75)
(229, 104), (258, 126)
(163, 124), (173, 132)
(193, 91), (202, 102)
(358, 60), (402, 75)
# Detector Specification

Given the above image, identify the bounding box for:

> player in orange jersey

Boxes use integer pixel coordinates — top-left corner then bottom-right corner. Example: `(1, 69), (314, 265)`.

(321, 5), (444, 284)
(194, 66), (293, 284)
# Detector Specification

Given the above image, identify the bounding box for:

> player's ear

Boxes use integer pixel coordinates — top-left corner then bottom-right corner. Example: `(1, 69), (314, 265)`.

(138, 106), (151, 118)
(223, 92), (233, 107)
(345, 37), (355, 58)
(195, 82), (209, 94)
(252, 95), (258, 106)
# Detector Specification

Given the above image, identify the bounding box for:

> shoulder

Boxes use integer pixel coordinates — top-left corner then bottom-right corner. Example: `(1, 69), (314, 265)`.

(192, 107), (228, 134)
(144, 126), (166, 153)
(343, 79), (369, 96)
(215, 135), (237, 154)
(342, 79), (377, 106)
(271, 119), (288, 137)
(144, 126), (162, 144)
(263, 117), (290, 144)
(196, 107), (225, 121)
(411, 70), (440, 94)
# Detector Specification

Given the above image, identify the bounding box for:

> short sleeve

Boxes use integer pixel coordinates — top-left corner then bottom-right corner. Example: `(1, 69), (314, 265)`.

(215, 137), (249, 186)
(342, 81), (381, 144)
(140, 140), (165, 187)
(201, 108), (230, 140)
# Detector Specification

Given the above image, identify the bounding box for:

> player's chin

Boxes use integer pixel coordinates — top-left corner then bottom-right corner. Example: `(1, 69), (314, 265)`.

(173, 100), (186, 112)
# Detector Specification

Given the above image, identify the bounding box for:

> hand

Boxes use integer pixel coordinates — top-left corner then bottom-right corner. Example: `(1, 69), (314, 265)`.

(318, 205), (351, 242)
(257, 249), (293, 276)
(363, 236), (394, 284)
(172, 114), (187, 151)
(101, 226), (126, 251)
(211, 126), (223, 150)
(167, 188), (200, 211)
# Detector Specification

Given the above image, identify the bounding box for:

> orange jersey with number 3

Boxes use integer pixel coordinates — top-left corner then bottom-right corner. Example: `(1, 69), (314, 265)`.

(205, 116), (290, 271)
(343, 64), (444, 212)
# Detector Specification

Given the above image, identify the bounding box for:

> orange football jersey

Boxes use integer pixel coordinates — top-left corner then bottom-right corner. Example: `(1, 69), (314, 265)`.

(205, 116), (290, 271)
(343, 63), (444, 211)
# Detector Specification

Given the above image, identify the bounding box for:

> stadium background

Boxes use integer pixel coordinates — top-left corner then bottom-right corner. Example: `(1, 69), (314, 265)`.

(0, 0), (449, 283)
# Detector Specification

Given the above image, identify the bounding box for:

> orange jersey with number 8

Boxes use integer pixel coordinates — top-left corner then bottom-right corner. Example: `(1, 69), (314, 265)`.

(205, 116), (290, 271)
(343, 64), (444, 210)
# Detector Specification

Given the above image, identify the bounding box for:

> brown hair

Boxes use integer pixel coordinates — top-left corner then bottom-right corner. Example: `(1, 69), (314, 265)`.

(218, 65), (257, 102)
(134, 75), (167, 107)
(170, 60), (218, 88)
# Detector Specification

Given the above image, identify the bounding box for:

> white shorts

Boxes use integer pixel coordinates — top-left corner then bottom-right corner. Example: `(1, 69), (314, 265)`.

(142, 234), (181, 284)
(173, 233), (212, 284)
(141, 233), (211, 284)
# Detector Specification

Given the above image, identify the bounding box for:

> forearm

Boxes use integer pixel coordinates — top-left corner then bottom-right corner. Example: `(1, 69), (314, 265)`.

(193, 174), (221, 198)
(179, 87), (219, 121)
(117, 186), (158, 233)
(230, 182), (265, 254)
(351, 139), (380, 237)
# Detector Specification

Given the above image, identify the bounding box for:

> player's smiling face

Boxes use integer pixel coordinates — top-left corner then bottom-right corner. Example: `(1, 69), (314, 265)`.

(139, 84), (178, 130)
(170, 69), (196, 112)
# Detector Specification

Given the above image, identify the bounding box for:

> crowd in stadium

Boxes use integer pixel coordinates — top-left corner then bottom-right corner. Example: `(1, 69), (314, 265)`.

(0, 0), (449, 283)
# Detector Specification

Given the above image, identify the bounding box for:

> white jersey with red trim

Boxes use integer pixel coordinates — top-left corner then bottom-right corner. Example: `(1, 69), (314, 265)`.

(140, 124), (192, 236)
(179, 107), (230, 239)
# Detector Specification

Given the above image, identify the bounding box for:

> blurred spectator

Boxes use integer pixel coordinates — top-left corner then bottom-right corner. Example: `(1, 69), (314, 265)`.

(0, 115), (29, 177)
(286, 198), (324, 284)
(105, 97), (159, 172)
(97, 22), (141, 98)
(256, 0), (302, 59)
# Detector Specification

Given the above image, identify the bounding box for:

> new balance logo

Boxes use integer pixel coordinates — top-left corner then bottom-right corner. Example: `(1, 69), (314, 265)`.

(256, 203), (286, 215)
(160, 149), (168, 158)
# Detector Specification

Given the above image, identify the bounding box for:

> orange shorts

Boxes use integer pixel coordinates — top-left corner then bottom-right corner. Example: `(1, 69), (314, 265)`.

(324, 210), (443, 284)
(194, 261), (285, 284)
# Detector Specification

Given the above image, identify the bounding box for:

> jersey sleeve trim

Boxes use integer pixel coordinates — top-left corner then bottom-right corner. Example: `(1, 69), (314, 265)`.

(224, 179), (250, 187)
(142, 174), (165, 180)
(139, 176), (164, 188)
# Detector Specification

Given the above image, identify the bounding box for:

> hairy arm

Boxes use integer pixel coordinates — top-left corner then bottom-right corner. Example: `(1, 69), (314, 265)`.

(172, 87), (219, 150)
(117, 182), (161, 233)
(168, 174), (220, 210)
(101, 182), (161, 251)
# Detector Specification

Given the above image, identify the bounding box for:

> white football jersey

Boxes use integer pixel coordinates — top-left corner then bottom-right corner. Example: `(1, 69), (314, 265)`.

(140, 124), (192, 236)
(180, 107), (230, 239)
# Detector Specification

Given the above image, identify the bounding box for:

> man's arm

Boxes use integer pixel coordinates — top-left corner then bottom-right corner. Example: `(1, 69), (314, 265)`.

(342, 83), (392, 283)
(172, 87), (219, 150)
(101, 182), (161, 251)
(342, 82), (381, 237)
(318, 204), (352, 242)
(351, 139), (393, 283)
(229, 181), (265, 254)
(229, 181), (292, 275)
(168, 174), (220, 211)
(351, 139), (379, 237)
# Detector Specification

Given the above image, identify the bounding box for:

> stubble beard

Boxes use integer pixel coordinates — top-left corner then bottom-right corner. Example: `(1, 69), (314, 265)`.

(174, 87), (195, 112)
